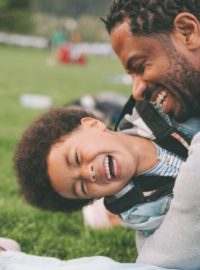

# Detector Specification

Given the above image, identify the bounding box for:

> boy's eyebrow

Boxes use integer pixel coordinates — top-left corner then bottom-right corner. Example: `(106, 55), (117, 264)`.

(64, 153), (73, 167)
(64, 143), (75, 166)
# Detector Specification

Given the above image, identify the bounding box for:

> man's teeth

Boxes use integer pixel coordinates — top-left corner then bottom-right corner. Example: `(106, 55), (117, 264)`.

(155, 91), (167, 105)
(105, 155), (117, 180)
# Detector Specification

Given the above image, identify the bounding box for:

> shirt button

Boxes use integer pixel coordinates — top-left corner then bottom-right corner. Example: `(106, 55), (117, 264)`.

(163, 156), (170, 163)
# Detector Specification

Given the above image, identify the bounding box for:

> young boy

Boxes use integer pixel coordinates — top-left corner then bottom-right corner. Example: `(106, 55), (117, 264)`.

(14, 104), (196, 237)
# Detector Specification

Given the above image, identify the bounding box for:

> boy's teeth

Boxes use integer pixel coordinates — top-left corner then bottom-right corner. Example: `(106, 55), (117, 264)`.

(105, 157), (111, 180)
(104, 155), (117, 180)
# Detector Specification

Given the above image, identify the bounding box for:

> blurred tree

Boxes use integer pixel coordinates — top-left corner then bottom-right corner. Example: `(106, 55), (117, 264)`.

(77, 16), (109, 42)
(7, 0), (31, 9)
(32, 0), (112, 18)
(32, 0), (112, 41)
(0, 0), (112, 39)
(0, 0), (7, 9)
(0, 0), (34, 33)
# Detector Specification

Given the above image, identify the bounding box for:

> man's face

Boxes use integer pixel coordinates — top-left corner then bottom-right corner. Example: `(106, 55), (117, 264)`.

(110, 21), (200, 122)
(47, 118), (138, 200)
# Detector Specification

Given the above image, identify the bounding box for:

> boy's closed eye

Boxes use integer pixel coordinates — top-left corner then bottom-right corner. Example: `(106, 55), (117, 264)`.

(73, 180), (87, 198)
(75, 150), (81, 165)
(80, 180), (87, 196)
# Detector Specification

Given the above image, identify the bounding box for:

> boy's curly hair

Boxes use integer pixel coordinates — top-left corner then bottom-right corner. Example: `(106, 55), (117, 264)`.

(103, 0), (200, 35)
(14, 107), (95, 212)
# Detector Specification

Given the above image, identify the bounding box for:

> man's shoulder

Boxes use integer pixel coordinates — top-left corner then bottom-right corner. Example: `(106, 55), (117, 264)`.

(192, 131), (200, 144)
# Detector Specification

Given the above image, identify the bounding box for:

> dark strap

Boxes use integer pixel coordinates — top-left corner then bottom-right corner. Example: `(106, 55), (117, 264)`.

(134, 175), (175, 191)
(136, 100), (191, 158)
(106, 96), (191, 215)
(135, 100), (174, 141)
(115, 96), (191, 158)
(114, 96), (135, 131)
(104, 182), (145, 214)
(104, 175), (175, 215)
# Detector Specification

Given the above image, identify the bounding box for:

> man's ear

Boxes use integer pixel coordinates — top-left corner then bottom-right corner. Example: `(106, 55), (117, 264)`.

(173, 12), (200, 50)
(81, 117), (106, 129)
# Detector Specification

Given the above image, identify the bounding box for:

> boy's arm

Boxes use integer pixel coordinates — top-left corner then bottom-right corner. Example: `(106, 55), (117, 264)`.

(136, 132), (200, 270)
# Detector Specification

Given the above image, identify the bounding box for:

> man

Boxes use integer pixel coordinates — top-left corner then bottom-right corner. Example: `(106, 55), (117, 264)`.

(104, 0), (200, 123)
(0, 252), (178, 270)
(103, 0), (200, 269)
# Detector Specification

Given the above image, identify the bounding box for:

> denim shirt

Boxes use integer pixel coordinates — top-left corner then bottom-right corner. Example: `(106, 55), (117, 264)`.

(119, 143), (183, 236)
(120, 194), (173, 236)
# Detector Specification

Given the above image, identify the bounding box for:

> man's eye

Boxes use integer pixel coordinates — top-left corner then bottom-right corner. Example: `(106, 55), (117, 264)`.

(133, 64), (145, 74)
(138, 64), (145, 73)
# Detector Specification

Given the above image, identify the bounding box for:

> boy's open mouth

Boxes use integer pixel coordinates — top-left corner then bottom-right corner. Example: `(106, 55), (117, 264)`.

(104, 155), (118, 180)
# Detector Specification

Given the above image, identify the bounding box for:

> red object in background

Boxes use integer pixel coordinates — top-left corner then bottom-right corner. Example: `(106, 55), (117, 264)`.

(73, 54), (87, 65)
(57, 44), (87, 65)
(57, 44), (71, 64)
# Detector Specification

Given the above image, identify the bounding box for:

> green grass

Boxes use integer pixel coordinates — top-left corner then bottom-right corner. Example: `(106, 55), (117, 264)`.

(0, 45), (137, 262)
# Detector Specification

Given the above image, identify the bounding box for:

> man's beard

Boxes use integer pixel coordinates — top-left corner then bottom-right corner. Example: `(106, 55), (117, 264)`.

(163, 46), (200, 122)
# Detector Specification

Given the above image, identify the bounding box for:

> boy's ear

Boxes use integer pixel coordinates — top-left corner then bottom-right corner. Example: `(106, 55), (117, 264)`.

(172, 12), (200, 50)
(81, 117), (106, 129)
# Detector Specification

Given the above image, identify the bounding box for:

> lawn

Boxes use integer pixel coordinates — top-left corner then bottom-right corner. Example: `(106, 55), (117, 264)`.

(0, 45), (137, 262)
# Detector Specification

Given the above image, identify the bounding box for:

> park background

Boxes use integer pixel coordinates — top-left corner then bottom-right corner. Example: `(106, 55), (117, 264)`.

(0, 0), (137, 262)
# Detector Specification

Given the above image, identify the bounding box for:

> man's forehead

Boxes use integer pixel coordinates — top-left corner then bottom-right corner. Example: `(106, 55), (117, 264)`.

(111, 21), (160, 53)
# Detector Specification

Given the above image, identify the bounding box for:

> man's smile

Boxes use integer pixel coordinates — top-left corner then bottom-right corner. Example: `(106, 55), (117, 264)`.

(154, 91), (167, 106)
(151, 90), (169, 112)
(144, 88), (177, 117)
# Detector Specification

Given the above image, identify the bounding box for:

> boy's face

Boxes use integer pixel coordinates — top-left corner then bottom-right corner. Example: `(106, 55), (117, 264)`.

(47, 118), (138, 200)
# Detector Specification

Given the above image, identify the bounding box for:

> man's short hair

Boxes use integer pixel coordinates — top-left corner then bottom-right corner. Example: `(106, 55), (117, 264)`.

(14, 107), (96, 212)
(103, 0), (200, 35)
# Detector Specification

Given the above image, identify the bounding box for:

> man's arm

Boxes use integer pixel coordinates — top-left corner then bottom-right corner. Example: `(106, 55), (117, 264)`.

(0, 251), (178, 270)
(137, 132), (200, 270)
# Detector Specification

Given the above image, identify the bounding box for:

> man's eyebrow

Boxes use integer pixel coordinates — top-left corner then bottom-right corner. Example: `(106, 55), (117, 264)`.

(126, 55), (145, 71)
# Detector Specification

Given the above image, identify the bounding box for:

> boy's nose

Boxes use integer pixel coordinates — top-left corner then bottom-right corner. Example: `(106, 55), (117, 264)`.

(132, 75), (148, 100)
(80, 164), (96, 182)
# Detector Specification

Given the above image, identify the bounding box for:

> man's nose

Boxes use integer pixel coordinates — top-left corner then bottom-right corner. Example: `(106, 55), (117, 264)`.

(131, 75), (148, 100)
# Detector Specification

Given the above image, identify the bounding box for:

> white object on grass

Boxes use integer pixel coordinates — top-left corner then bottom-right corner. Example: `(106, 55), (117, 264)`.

(20, 94), (52, 109)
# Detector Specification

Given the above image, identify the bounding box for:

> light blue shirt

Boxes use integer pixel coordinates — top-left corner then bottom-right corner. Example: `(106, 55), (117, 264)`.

(119, 143), (183, 236)
(120, 194), (172, 236)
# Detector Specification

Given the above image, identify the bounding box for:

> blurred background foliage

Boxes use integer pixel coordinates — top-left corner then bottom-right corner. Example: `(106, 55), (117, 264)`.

(0, 0), (112, 41)
(0, 44), (135, 262)
(0, 0), (137, 262)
